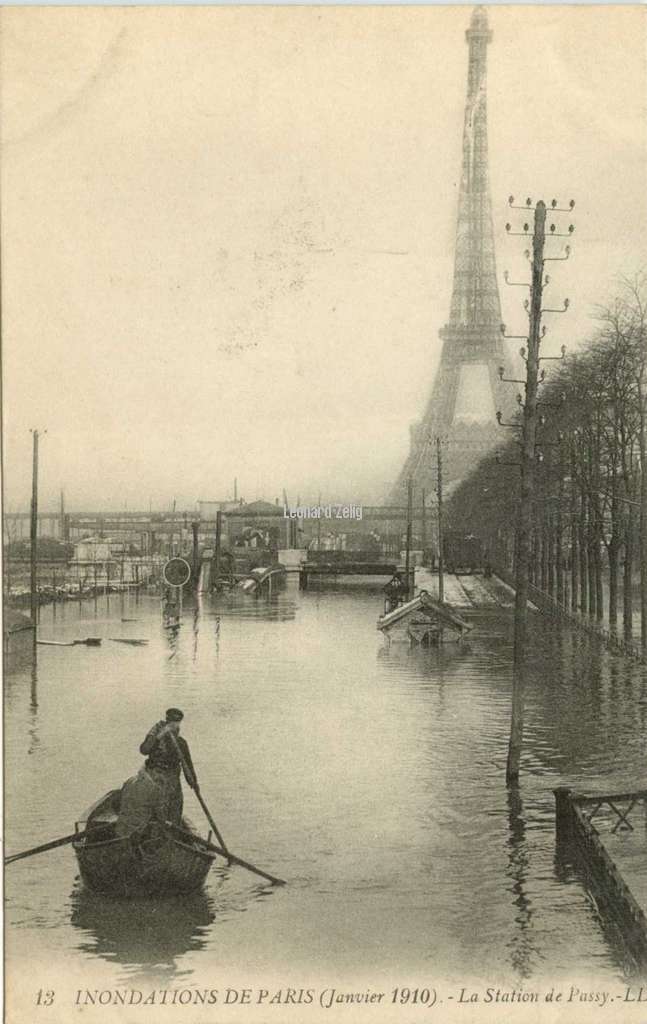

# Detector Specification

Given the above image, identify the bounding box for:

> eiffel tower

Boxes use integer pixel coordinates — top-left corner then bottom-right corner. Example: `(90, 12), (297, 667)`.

(393, 6), (514, 499)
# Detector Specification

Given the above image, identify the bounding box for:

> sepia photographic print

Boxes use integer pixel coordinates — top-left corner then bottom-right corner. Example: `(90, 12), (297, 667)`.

(2, 3), (647, 1023)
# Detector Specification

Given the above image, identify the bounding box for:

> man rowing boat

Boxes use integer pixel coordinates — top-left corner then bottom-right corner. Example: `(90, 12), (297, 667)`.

(139, 708), (199, 823)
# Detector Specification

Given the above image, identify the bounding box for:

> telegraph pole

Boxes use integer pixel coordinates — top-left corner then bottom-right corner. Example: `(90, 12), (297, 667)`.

(421, 487), (427, 564)
(30, 430), (40, 628)
(436, 437), (445, 603)
(317, 491), (322, 551)
(506, 201), (546, 783)
(405, 477), (413, 598)
(213, 510), (223, 587)
(501, 197), (574, 784)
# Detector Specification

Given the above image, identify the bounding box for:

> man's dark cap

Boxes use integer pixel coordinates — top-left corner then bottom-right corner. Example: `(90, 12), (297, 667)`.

(165, 707), (184, 722)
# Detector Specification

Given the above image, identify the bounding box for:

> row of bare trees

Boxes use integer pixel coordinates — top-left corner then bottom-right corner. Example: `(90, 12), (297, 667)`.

(448, 275), (646, 650)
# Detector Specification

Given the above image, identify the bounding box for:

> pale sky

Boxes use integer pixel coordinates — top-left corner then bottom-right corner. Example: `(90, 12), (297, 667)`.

(2, 5), (646, 512)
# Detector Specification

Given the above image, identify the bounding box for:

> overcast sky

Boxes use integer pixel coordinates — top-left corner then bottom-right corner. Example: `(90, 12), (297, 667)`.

(2, 4), (645, 512)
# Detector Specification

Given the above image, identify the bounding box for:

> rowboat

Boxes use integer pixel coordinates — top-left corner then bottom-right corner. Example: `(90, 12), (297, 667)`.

(72, 791), (217, 896)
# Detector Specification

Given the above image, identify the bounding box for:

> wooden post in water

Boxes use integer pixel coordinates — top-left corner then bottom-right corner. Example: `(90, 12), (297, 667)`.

(554, 786), (574, 844)
(30, 430), (40, 628)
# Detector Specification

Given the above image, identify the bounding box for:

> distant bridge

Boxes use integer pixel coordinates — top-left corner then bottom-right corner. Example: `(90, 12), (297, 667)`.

(3, 505), (439, 558)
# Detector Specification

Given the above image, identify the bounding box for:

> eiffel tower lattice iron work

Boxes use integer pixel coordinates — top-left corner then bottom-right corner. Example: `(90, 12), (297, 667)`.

(392, 6), (515, 500)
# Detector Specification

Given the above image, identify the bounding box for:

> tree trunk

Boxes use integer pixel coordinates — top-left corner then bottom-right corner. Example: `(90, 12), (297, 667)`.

(640, 415), (647, 652)
(608, 536), (619, 632)
(570, 446), (579, 614)
(579, 490), (588, 616)
(556, 511), (564, 607)
(587, 514), (597, 619)
(624, 510), (634, 642)
(548, 517), (556, 599)
(594, 521), (604, 623)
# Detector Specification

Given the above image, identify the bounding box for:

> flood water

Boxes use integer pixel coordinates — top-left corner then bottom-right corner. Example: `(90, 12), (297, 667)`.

(5, 578), (647, 1015)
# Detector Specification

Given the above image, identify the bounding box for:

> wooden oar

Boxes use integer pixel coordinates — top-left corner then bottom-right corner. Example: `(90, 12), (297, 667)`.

(5, 830), (87, 865)
(167, 731), (285, 885)
(193, 786), (230, 856)
(166, 822), (285, 886)
(167, 731), (229, 854)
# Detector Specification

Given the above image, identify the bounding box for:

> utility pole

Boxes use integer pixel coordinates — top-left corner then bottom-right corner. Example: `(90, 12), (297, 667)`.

(421, 487), (427, 564)
(317, 491), (322, 551)
(214, 510), (222, 585)
(30, 430), (40, 628)
(191, 520), (200, 588)
(436, 437), (445, 604)
(405, 477), (413, 599)
(506, 201), (546, 784)
(4, 517), (11, 598)
(503, 196), (574, 783)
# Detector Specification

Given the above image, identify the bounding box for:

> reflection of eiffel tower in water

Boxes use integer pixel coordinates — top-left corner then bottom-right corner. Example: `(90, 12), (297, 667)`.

(393, 6), (514, 499)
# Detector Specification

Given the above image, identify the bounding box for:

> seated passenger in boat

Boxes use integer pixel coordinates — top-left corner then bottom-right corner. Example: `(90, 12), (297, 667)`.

(115, 767), (166, 838)
(139, 708), (198, 823)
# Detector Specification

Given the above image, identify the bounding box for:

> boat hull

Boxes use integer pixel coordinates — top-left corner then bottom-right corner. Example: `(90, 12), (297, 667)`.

(73, 792), (217, 896)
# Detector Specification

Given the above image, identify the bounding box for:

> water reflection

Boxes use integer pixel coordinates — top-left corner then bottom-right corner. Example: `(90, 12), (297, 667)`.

(165, 624), (181, 660)
(7, 589), (647, 985)
(28, 662), (40, 756)
(69, 884), (218, 982)
(505, 785), (534, 979)
(525, 622), (647, 778)
(377, 636), (472, 676)
(553, 828), (639, 978)
(210, 590), (297, 622)
(192, 603), (201, 662)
